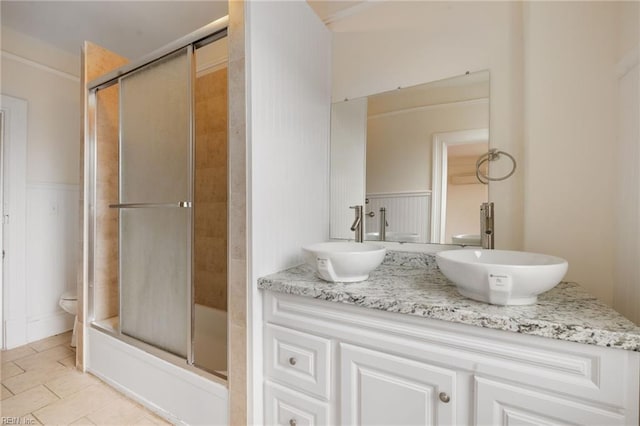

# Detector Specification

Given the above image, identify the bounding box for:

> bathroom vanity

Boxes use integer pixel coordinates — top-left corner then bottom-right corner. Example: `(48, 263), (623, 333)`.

(258, 251), (640, 425)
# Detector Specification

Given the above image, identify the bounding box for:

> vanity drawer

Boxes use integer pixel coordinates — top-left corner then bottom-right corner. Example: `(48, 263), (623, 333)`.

(264, 324), (331, 400)
(264, 381), (330, 426)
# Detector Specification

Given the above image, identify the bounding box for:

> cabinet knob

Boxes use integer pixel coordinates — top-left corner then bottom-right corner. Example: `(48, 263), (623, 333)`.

(289, 419), (297, 426)
(439, 392), (450, 403)
(288, 357), (297, 366)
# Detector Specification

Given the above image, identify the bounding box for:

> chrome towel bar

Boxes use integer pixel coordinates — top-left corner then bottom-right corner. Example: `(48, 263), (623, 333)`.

(108, 201), (192, 209)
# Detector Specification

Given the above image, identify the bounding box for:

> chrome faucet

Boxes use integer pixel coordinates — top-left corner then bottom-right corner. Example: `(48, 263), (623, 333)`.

(379, 207), (388, 241)
(350, 205), (363, 242)
(480, 202), (494, 249)
(350, 205), (374, 242)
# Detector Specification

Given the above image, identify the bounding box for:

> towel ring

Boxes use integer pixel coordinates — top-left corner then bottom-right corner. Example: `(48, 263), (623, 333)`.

(476, 149), (516, 184)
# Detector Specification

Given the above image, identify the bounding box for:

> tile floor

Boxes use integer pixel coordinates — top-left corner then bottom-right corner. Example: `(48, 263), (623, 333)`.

(1, 331), (170, 425)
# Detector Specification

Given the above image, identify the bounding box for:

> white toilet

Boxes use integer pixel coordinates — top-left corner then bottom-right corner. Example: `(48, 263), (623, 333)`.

(59, 290), (78, 348)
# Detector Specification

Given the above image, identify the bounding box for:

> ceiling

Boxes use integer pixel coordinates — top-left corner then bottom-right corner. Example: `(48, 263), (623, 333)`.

(306, 0), (369, 25)
(0, 1), (380, 61)
(1, 1), (229, 60)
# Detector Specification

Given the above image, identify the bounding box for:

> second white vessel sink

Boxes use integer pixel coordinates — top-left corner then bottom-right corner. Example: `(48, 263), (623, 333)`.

(436, 249), (568, 305)
(302, 242), (386, 283)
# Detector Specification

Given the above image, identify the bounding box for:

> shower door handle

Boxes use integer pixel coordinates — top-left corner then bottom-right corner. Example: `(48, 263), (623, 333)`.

(109, 201), (192, 209)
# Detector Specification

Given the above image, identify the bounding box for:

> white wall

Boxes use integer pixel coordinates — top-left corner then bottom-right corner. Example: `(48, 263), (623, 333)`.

(248, 1), (331, 277)
(331, 1), (524, 251)
(614, 59), (639, 324)
(2, 27), (81, 185)
(366, 100), (488, 193)
(522, 2), (619, 305)
(246, 1), (331, 422)
(1, 27), (81, 344)
(612, 1), (640, 324)
(330, 1), (639, 309)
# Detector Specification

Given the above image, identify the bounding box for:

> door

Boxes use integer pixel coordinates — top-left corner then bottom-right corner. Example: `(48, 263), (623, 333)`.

(116, 47), (193, 359)
(0, 95), (28, 349)
(1, 109), (4, 348)
(474, 376), (625, 425)
(340, 343), (456, 426)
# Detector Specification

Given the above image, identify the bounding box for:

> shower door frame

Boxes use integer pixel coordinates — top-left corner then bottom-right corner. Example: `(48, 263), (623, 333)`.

(85, 17), (228, 376)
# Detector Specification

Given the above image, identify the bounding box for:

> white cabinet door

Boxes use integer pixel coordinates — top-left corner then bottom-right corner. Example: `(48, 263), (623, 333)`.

(340, 343), (456, 426)
(475, 376), (626, 426)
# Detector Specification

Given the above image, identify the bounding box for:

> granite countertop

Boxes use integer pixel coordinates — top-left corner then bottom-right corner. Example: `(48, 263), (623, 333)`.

(257, 250), (640, 352)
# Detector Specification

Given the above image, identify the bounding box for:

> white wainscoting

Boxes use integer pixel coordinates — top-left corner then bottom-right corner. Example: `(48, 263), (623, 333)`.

(365, 191), (431, 243)
(25, 183), (78, 342)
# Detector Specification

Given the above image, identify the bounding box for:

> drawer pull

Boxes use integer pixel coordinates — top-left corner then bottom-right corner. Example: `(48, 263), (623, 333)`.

(288, 357), (297, 366)
(289, 419), (297, 426)
(439, 392), (450, 403)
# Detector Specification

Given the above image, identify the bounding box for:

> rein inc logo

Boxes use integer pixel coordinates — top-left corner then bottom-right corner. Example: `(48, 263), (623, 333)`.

(1, 418), (36, 425)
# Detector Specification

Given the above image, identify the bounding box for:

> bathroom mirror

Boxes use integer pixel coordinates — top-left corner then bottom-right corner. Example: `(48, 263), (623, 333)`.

(330, 70), (490, 244)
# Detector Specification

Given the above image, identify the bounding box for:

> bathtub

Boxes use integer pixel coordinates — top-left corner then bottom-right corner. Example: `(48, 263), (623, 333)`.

(88, 304), (228, 423)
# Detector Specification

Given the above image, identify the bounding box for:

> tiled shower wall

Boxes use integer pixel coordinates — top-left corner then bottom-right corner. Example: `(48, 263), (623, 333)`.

(227, 1), (248, 422)
(194, 67), (228, 311)
(94, 84), (120, 322)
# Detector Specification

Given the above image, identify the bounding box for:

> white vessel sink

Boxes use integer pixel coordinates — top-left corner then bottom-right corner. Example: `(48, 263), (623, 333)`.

(302, 242), (386, 283)
(436, 249), (568, 305)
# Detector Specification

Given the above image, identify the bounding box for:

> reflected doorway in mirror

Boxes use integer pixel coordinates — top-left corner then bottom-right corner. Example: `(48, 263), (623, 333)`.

(431, 129), (489, 244)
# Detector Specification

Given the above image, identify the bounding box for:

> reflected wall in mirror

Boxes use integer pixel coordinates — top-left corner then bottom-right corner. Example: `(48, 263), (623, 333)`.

(330, 70), (490, 244)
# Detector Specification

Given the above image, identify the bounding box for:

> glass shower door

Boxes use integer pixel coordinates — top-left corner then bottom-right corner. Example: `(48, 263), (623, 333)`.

(117, 47), (193, 359)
